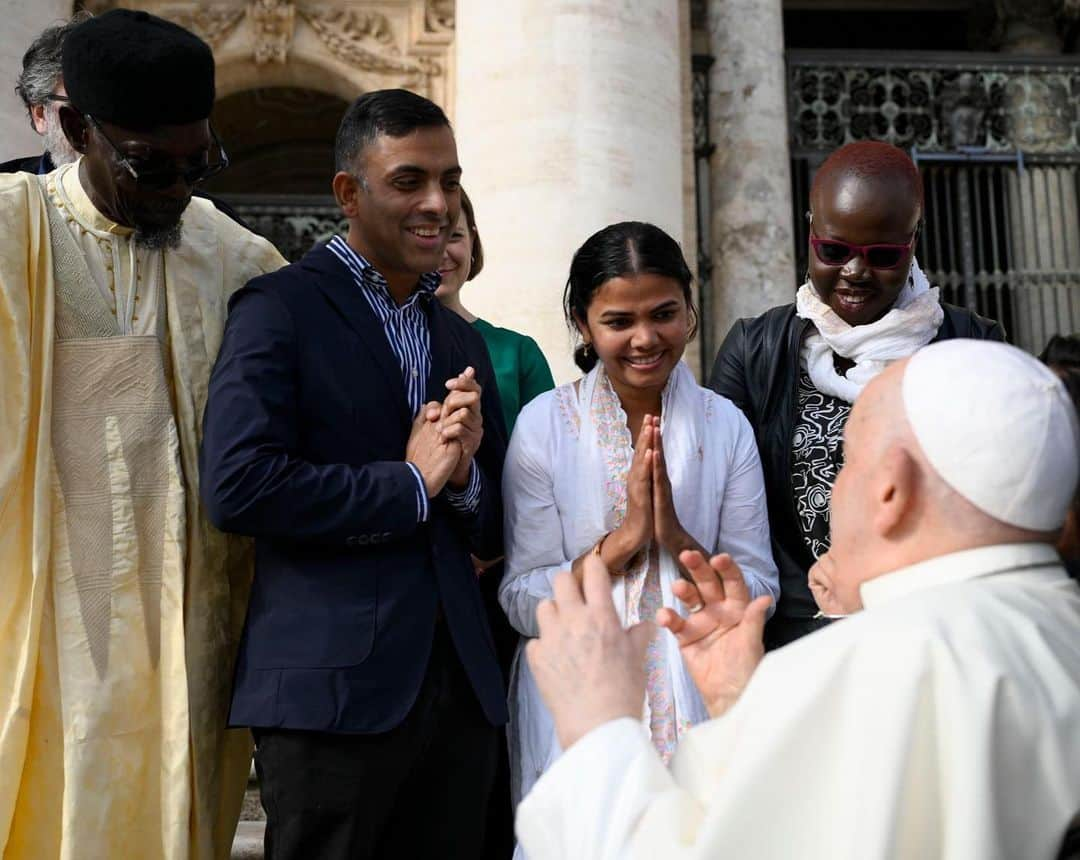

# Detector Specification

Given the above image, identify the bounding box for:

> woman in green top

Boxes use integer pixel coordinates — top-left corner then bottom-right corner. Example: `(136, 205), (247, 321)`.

(437, 188), (553, 860)
(437, 189), (555, 435)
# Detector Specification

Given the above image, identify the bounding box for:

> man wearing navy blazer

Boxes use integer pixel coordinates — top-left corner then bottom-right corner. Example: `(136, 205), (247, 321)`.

(200, 89), (508, 859)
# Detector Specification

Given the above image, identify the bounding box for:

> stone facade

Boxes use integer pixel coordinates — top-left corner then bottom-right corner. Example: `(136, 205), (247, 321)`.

(81, 0), (456, 108)
(454, 0), (690, 383)
(0, 0), (72, 159)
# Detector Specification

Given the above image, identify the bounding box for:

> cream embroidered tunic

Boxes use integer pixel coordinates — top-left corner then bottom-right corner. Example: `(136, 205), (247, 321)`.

(0, 163), (286, 860)
(50, 164), (166, 336)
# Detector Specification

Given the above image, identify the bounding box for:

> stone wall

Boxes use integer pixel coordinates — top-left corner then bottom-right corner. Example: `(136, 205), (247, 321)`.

(0, 0), (72, 161)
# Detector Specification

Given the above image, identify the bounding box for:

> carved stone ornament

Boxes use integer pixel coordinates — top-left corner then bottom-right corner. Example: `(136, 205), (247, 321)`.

(425, 0), (454, 32)
(297, 7), (440, 88)
(1004, 75), (1074, 152)
(80, 1), (447, 93)
(247, 0), (296, 64)
(988, 0), (1080, 52)
(130, 6), (246, 48)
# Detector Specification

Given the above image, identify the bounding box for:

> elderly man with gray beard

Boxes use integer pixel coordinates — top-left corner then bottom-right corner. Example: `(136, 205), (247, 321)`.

(0, 13), (86, 174)
(516, 339), (1080, 860)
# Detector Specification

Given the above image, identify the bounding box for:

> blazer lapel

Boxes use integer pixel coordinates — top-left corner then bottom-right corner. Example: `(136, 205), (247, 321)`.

(425, 297), (463, 404)
(305, 244), (413, 432)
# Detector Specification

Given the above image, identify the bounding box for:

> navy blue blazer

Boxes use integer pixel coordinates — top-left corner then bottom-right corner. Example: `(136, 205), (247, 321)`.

(200, 241), (509, 732)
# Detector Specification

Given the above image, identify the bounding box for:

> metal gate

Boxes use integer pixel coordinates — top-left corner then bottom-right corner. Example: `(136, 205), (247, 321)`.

(788, 50), (1080, 353)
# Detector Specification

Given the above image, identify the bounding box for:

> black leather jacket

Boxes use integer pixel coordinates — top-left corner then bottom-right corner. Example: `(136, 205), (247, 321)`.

(709, 302), (1005, 631)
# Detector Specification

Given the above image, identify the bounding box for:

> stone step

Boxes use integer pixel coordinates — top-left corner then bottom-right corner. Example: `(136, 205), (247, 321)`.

(231, 820), (266, 860)
(232, 758), (265, 860)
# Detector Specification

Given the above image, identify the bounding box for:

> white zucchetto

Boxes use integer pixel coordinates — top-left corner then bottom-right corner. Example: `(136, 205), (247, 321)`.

(902, 339), (1080, 531)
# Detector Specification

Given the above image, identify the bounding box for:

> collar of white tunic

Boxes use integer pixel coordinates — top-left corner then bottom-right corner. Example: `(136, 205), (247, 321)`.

(859, 541), (1063, 609)
(58, 159), (135, 237)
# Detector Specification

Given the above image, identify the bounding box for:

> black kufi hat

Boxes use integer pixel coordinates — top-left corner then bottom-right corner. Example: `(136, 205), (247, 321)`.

(62, 9), (215, 131)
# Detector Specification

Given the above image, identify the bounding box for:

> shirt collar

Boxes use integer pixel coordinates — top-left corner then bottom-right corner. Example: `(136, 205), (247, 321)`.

(55, 160), (134, 237)
(329, 234), (441, 303)
(859, 542), (1063, 609)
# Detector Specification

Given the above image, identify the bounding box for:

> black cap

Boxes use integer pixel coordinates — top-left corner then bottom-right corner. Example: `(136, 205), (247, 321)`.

(62, 9), (215, 131)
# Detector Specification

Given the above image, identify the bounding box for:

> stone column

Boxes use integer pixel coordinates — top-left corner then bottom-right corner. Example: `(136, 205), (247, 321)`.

(0, 0), (72, 158)
(705, 0), (795, 359)
(454, 0), (687, 383)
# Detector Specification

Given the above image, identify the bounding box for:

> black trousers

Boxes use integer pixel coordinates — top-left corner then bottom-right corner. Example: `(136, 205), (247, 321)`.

(253, 622), (499, 860)
(478, 564), (516, 860)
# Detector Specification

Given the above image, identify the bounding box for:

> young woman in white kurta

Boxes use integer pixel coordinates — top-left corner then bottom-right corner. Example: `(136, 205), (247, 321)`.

(498, 222), (779, 827)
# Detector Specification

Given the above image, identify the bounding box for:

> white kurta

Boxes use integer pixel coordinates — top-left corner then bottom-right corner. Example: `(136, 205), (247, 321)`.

(517, 542), (1080, 860)
(501, 370), (778, 813)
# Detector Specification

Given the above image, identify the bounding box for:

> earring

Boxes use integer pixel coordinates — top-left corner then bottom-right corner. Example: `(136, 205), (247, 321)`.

(582, 342), (592, 359)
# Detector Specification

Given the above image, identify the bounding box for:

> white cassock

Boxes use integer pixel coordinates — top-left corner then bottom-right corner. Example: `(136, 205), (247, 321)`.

(516, 542), (1080, 860)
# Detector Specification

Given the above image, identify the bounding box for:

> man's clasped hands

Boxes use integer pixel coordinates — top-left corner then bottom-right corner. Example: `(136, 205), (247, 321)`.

(406, 366), (484, 496)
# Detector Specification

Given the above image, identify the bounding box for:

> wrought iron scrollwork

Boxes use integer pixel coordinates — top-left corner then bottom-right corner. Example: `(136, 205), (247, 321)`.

(788, 52), (1080, 156)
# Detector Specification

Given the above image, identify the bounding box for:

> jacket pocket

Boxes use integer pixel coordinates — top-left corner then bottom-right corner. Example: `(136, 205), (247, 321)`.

(246, 590), (377, 669)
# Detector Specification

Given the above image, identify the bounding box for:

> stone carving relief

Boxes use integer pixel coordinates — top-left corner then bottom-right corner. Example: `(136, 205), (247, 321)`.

(248, 0), (296, 64)
(80, 2), (452, 100)
(167, 6), (245, 48)
(974, 0), (1080, 52)
(425, 0), (454, 33)
(298, 7), (439, 90)
(1004, 75), (1075, 152)
(937, 73), (991, 149)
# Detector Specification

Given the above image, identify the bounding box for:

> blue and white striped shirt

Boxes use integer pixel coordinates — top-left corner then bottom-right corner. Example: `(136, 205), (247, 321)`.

(328, 235), (482, 522)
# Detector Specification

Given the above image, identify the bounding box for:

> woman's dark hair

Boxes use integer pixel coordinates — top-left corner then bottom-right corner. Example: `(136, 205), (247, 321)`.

(563, 221), (698, 373)
(1039, 333), (1080, 369)
(459, 187), (484, 281)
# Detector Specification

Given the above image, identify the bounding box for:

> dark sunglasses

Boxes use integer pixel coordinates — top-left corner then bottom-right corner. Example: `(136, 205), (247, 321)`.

(49, 95), (229, 189)
(810, 236), (915, 270)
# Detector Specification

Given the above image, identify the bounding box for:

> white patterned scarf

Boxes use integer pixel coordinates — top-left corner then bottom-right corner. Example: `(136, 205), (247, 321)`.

(571, 362), (713, 733)
(795, 259), (944, 403)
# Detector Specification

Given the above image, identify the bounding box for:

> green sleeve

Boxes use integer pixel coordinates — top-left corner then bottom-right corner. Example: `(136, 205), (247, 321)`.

(518, 336), (556, 408)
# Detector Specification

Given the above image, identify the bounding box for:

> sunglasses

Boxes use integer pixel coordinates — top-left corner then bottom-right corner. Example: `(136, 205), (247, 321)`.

(49, 96), (230, 189)
(810, 236), (915, 270)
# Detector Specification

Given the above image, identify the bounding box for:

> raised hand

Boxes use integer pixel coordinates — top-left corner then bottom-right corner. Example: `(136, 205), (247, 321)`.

(601, 415), (655, 572)
(526, 554), (653, 750)
(656, 550), (772, 718)
(440, 366), (483, 489)
(651, 421), (705, 559)
(406, 401), (462, 498)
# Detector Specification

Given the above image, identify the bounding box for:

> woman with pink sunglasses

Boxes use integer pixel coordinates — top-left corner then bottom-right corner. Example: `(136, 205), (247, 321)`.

(710, 140), (1005, 650)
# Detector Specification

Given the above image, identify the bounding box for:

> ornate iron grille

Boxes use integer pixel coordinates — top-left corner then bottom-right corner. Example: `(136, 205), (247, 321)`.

(787, 50), (1080, 353)
(221, 194), (347, 262)
(788, 50), (1080, 156)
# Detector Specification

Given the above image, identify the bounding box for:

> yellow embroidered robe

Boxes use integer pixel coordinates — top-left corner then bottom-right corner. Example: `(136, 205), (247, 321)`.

(0, 166), (286, 860)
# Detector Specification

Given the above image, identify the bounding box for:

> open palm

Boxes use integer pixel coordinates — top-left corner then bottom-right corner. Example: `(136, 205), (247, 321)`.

(656, 550), (772, 717)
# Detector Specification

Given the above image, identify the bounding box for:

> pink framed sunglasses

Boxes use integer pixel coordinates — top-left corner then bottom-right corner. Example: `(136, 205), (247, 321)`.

(810, 235), (916, 270)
